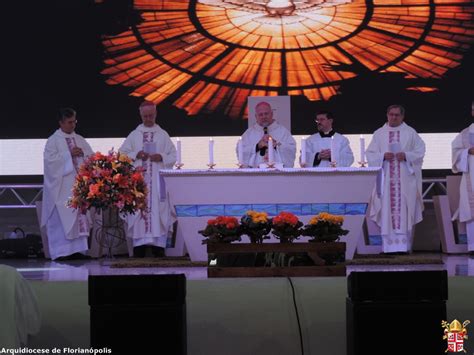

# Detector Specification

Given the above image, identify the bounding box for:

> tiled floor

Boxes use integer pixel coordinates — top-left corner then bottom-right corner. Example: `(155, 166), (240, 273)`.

(2, 253), (473, 281)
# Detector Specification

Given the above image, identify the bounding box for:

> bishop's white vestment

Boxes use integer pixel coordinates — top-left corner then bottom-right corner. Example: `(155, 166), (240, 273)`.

(239, 122), (296, 168)
(366, 122), (425, 253)
(41, 129), (93, 260)
(119, 124), (176, 248)
(452, 124), (474, 251)
(302, 131), (354, 167)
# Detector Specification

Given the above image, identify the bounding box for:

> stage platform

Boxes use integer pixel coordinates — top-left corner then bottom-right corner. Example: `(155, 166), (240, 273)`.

(2, 255), (474, 354)
(1, 253), (472, 281)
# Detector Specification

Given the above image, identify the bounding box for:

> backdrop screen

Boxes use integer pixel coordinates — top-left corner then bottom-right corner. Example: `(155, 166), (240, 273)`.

(0, 1), (473, 143)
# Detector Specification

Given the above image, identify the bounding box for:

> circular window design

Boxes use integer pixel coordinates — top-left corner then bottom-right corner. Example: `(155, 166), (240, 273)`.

(101, 0), (474, 118)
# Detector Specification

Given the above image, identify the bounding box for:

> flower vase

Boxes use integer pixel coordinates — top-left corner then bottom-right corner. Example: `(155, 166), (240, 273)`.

(95, 207), (126, 258)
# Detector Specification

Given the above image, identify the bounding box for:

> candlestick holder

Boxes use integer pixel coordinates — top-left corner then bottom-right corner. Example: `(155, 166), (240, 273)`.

(236, 163), (245, 169)
(266, 162), (276, 168)
(207, 163), (216, 170)
(174, 163), (184, 170)
(358, 161), (367, 168)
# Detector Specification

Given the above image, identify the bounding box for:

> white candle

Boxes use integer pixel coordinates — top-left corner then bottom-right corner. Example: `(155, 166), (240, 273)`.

(330, 136), (336, 163)
(359, 135), (365, 163)
(238, 137), (244, 165)
(301, 137), (306, 166)
(268, 137), (274, 164)
(209, 137), (214, 165)
(176, 138), (182, 165)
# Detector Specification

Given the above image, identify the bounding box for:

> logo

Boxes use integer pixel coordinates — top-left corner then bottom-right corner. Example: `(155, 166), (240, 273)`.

(442, 319), (470, 353)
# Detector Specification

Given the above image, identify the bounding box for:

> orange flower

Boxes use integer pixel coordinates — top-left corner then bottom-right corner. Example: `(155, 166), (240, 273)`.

(207, 218), (216, 225)
(132, 172), (144, 183)
(92, 152), (106, 161)
(87, 183), (101, 198)
(273, 212), (299, 226)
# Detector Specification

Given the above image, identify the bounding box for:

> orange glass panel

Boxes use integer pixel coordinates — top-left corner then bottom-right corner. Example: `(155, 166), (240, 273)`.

(98, 0), (474, 118)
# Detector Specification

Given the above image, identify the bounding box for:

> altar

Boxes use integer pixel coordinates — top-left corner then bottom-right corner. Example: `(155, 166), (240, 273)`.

(160, 167), (381, 261)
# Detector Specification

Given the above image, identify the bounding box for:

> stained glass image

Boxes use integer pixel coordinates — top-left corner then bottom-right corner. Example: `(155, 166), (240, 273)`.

(101, 0), (474, 119)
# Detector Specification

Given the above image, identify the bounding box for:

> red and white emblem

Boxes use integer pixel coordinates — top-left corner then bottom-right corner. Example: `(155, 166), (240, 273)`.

(447, 332), (464, 353)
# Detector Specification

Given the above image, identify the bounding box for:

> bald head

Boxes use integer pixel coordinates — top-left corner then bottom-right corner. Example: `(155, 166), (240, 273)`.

(255, 101), (274, 127)
(139, 100), (157, 127)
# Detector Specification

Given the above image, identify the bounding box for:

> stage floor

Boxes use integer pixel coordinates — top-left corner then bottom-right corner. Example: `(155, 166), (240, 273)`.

(1, 253), (473, 281)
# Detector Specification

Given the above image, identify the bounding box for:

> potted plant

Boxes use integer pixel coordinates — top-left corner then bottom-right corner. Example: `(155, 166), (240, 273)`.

(271, 211), (303, 243)
(301, 212), (349, 242)
(240, 211), (271, 243)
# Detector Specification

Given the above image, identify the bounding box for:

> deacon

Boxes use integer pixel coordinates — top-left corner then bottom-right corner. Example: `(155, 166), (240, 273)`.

(451, 100), (474, 254)
(41, 108), (94, 260)
(239, 101), (296, 167)
(300, 111), (354, 167)
(366, 104), (425, 254)
(119, 101), (177, 257)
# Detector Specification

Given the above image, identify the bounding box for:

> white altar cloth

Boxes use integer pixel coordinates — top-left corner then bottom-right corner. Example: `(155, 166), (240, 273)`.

(160, 167), (381, 261)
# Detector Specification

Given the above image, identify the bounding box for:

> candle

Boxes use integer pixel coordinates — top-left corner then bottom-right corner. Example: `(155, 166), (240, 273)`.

(176, 138), (182, 165)
(359, 134), (365, 163)
(330, 136), (336, 164)
(209, 137), (214, 165)
(268, 137), (274, 164)
(238, 137), (244, 165)
(301, 137), (306, 166)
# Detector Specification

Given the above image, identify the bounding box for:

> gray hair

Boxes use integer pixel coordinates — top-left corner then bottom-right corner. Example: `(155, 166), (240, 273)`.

(386, 104), (405, 116)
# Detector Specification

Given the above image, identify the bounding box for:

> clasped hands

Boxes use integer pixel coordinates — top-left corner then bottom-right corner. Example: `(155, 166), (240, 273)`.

(319, 148), (331, 160)
(257, 134), (279, 149)
(384, 152), (406, 161)
(137, 150), (163, 162)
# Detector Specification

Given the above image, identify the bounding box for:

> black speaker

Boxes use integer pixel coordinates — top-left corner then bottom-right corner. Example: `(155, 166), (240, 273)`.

(89, 274), (186, 355)
(347, 271), (447, 355)
(348, 270), (448, 301)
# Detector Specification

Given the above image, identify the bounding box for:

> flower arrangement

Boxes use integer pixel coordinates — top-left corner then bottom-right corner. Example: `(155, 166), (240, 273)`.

(198, 216), (242, 244)
(301, 212), (349, 242)
(67, 151), (147, 215)
(271, 211), (303, 243)
(240, 211), (272, 243)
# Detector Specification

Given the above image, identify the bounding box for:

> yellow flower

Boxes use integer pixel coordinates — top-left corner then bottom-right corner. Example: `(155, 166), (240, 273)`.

(118, 154), (132, 163)
(247, 211), (268, 223)
(133, 189), (144, 198)
(111, 161), (121, 171)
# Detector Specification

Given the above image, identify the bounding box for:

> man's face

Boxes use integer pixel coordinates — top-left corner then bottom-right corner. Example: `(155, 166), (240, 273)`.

(316, 114), (333, 133)
(140, 105), (157, 127)
(387, 107), (404, 127)
(59, 115), (77, 134)
(255, 104), (274, 127)
(471, 103), (474, 118)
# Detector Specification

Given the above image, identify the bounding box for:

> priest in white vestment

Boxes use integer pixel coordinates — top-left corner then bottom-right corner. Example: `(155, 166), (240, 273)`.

(239, 101), (296, 168)
(119, 101), (177, 257)
(41, 108), (93, 260)
(300, 111), (354, 167)
(451, 101), (474, 254)
(366, 105), (425, 254)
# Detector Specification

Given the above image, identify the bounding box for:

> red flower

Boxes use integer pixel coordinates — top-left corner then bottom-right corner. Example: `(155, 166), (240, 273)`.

(273, 212), (299, 226)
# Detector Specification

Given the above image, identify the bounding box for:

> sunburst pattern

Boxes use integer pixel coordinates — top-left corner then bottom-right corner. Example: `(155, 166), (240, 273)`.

(100, 0), (474, 118)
